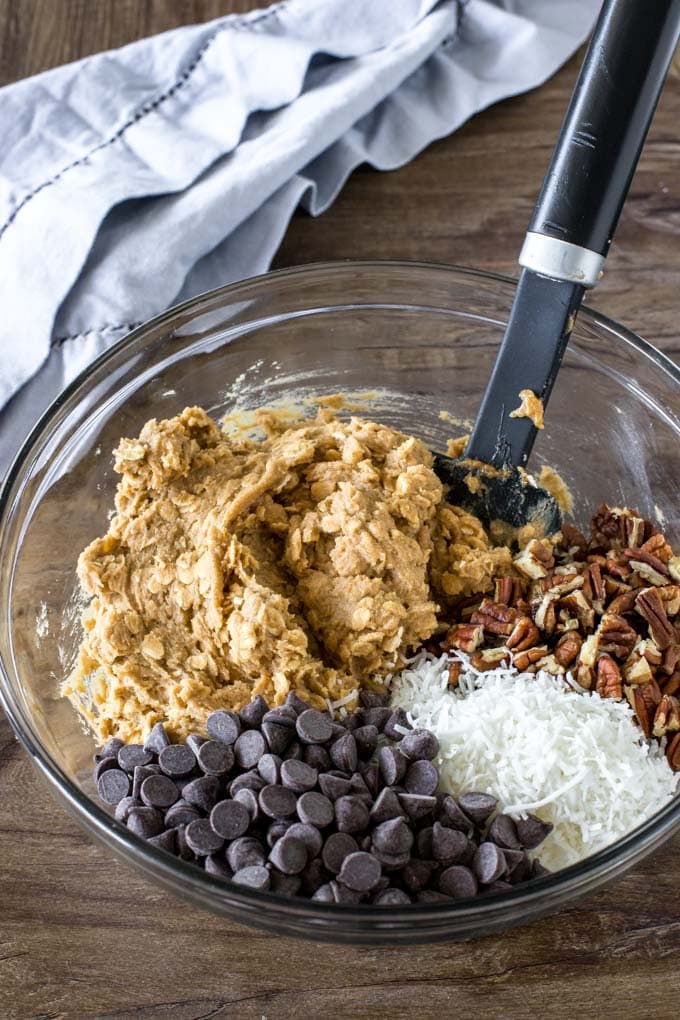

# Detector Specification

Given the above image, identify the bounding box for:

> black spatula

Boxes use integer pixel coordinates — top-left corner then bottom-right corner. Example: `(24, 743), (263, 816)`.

(435, 0), (680, 534)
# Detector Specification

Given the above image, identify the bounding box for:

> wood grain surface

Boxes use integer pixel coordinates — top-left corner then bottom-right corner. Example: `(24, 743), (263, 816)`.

(1, 3), (679, 1019)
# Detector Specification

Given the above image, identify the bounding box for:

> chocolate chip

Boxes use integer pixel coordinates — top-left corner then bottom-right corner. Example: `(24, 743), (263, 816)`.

(515, 814), (554, 849)
(361, 707), (392, 731)
(348, 772), (371, 803)
(233, 787), (259, 823)
(330, 880), (363, 904)
(399, 729), (439, 762)
(283, 740), (303, 762)
(337, 851), (381, 892)
(374, 888), (411, 905)
(473, 842), (507, 884)
(280, 759), (318, 793)
(318, 773), (352, 800)
(398, 793), (437, 821)
(400, 858), (433, 892)
(404, 760), (438, 796)
(158, 743), (196, 777)
(383, 708), (412, 740)
(185, 818), (225, 856)
(353, 725), (379, 758)
(206, 709), (241, 745)
(322, 832), (359, 874)
(140, 774), (180, 809)
(488, 814), (521, 850)
(416, 826), (434, 859)
(432, 821), (468, 866)
(369, 788), (405, 824)
(297, 791), (335, 828)
(372, 817), (414, 856)
(300, 858), (330, 895)
(182, 775), (220, 812)
(360, 690), (389, 709)
(334, 795), (370, 834)
(371, 847), (411, 870)
(165, 799), (201, 828)
(377, 746), (407, 786)
(227, 836), (266, 872)
(532, 859), (551, 879)
(256, 753), (281, 785)
(117, 744), (152, 771)
(507, 850), (532, 884)
(147, 829), (177, 854)
(259, 784), (298, 820)
(311, 883), (335, 902)
(437, 795), (474, 835)
(175, 826), (195, 861)
(126, 806), (164, 839)
(210, 799), (251, 840)
(229, 770), (265, 796)
(205, 854), (233, 880)
(143, 722), (170, 755)
(285, 691), (310, 715)
(269, 834), (308, 875)
(197, 740), (235, 776)
(270, 871), (302, 897)
(329, 732), (358, 773)
(296, 709), (333, 745)
(97, 769), (130, 805)
(482, 880), (513, 894)
(93, 756), (118, 783)
(132, 764), (161, 800)
(458, 792), (498, 826)
(286, 822), (323, 859)
(439, 865), (478, 898)
(114, 796), (139, 822)
(266, 820), (292, 848)
(262, 721), (294, 755)
(360, 761), (380, 797)
(417, 889), (451, 904)
(303, 745), (331, 771)
(239, 695), (268, 729)
(97, 737), (124, 760)
(186, 734), (206, 755)
(232, 865), (270, 890)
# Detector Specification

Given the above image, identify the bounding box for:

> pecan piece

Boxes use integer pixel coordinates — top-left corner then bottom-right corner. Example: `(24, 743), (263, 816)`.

(494, 577), (515, 605)
(583, 562), (606, 605)
(624, 549), (670, 586)
(662, 671), (680, 697)
(606, 589), (638, 616)
(554, 630), (583, 668)
(669, 556), (680, 584)
(596, 612), (638, 659)
(576, 662), (595, 690)
(662, 644), (680, 676)
(625, 684), (658, 738)
(596, 654), (623, 699)
(513, 539), (555, 580)
(658, 584), (680, 617)
(470, 648), (511, 672)
(639, 532), (673, 565)
(666, 732), (680, 771)
(542, 572), (583, 597)
(512, 645), (549, 671)
(622, 654), (654, 686)
(532, 594), (558, 636)
(442, 623), (484, 654)
(470, 600), (520, 637)
(447, 660), (462, 689)
(560, 590), (595, 632)
(635, 588), (675, 650)
(559, 523), (587, 555)
(506, 616), (540, 652)
(652, 695), (680, 738)
(591, 504), (623, 545)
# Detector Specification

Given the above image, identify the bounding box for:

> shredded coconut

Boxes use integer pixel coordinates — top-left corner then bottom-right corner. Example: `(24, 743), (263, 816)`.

(389, 651), (678, 871)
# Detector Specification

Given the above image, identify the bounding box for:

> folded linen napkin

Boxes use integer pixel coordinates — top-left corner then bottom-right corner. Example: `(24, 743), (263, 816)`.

(0, 0), (599, 473)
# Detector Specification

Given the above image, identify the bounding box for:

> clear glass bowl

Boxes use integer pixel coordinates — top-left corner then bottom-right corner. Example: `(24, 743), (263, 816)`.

(1, 262), (678, 945)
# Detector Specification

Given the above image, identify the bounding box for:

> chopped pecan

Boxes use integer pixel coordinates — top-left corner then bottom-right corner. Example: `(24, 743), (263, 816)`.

(447, 660), (462, 689)
(652, 694), (680, 738)
(635, 588), (675, 650)
(625, 685), (654, 738)
(637, 638), (663, 669)
(658, 584), (680, 617)
(669, 556), (680, 584)
(470, 648), (511, 672)
(532, 654), (564, 676)
(506, 616), (540, 652)
(579, 633), (599, 668)
(624, 549), (670, 586)
(606, 589), (638, 616)
(494, 577), (515, 605)
(541, 572), (583, 597)
(622, 654), (654, 686)
(596, 612), (638, 659)
(639, 532), (673, 565)
(591, 504), (623, 544)
(596, 654), (623, 699)
(575, 662), (595, 689)
(603, 577), (633, 601)
(532, 594), (557, 636)
(554, 630), (583, 667)
(442, 623), (484, 654)
(560, 590), (595, 632)
(559, 523), (587, 555)
(662, 671), (680, 697)
(470, 600), (520, 637)
(513, 539), (555, 580)
(512, 645), (549, 671)
(603, 555), (633, 581)
(583, 562), (606, 605)
(662, 644), (680, 676)
(666, 732), (680, 771)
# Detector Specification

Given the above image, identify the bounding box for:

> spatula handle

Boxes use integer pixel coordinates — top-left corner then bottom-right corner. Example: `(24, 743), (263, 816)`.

(520, 0), (680, 289)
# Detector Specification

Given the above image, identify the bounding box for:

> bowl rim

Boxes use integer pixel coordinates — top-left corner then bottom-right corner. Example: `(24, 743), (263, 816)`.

(1, 258), (679, 932)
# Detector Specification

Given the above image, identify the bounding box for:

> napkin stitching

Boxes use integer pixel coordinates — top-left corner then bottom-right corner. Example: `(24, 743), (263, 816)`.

(0, 1), (290, 244)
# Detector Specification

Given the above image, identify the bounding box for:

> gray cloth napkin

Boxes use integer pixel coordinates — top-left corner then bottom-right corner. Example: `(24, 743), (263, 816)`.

(0, 0), (599, 473)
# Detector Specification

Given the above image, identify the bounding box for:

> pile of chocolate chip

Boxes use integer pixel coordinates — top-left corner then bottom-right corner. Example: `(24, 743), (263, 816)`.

(93, 692), (552, 905)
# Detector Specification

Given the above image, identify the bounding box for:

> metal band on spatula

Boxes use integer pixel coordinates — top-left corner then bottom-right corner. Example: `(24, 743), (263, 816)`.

(434, 0), (680, 532)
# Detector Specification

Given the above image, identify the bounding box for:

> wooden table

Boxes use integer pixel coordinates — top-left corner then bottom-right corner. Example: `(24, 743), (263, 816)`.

(1, 3), (679, 1018)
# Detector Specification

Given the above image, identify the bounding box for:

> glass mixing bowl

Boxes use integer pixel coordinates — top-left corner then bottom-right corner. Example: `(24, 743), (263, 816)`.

(1, 262), (678, 944)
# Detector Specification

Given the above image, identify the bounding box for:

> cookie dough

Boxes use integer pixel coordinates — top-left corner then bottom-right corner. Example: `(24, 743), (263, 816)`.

(63, 408), (511, 742)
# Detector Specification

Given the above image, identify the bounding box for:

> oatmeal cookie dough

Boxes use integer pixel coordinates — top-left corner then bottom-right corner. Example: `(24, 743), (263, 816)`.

(63, 408), (511, 742)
